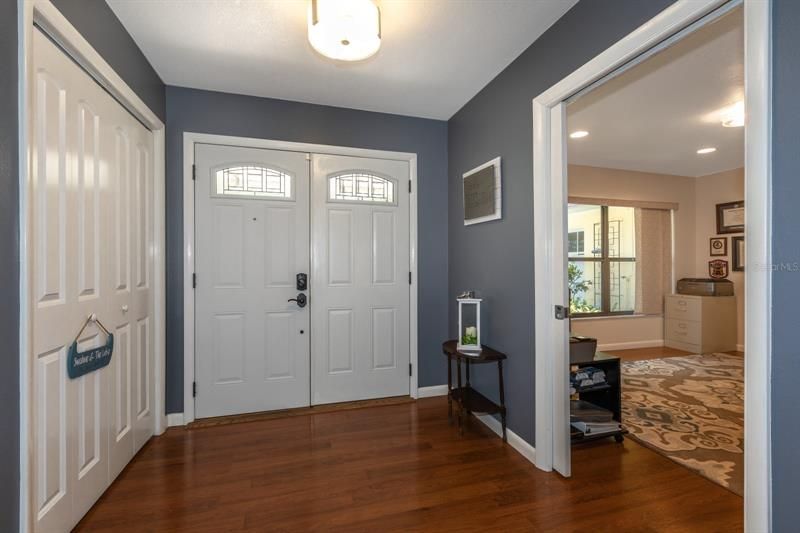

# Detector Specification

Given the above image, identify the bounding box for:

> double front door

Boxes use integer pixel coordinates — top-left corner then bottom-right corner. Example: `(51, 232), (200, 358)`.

(195, 144), (410, 418)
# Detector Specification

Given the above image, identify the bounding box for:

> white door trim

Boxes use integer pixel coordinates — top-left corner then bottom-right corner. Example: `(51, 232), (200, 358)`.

(18, 1), (167, 531)
(532, 0), (771, 531)
(182, 132), (419, 425)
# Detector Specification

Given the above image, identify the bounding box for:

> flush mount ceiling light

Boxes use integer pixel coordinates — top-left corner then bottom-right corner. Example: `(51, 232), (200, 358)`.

(569, 130), (589, 139)
(697, 147), (717, 154)
(720, 100), (745, 128)
(308, 0), (381, 62)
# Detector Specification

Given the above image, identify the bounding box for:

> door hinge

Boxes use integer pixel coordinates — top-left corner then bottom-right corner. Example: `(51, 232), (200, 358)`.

(409, 363), (412, 377)
(408, 271), (412, 285)
(193, 381), (197, 397)
(408, 180), (412, 194)
(554, 305), (569, 320)
(192, 164), (196, 180)
(192, 273), (197, 289)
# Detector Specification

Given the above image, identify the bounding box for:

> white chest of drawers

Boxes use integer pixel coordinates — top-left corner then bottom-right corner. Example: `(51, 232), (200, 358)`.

(664, 294), (737, 354)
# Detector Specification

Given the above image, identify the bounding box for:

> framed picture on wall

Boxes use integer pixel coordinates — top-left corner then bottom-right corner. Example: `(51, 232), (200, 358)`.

(463, 157), (502, 226)
(732, 236), (745, 271)
(716, 200), (745, 234)
(709, 237), (727, 256)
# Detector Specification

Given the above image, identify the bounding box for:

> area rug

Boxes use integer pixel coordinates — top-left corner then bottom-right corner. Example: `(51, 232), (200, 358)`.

(621, 353), (744, 495)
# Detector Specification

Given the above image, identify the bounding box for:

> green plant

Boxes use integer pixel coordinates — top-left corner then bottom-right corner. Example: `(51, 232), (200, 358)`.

(568, 263), (599, 313)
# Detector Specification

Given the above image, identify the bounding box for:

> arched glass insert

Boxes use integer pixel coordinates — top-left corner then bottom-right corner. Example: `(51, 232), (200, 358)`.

(215, 165), (292, 199)
(329, 172), (395, 204)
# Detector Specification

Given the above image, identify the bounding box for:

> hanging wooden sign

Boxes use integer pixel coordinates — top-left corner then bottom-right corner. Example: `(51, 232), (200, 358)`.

(708, 259), (729, 279)
(67, 316), (114, 379)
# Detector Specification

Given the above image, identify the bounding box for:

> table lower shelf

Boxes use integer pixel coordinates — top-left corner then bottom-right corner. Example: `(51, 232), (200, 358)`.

(450, 387), (504, 415)
(571, 425), (628, 444)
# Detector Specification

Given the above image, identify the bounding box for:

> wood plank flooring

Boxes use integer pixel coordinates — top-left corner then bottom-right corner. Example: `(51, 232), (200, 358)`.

(604, 346), (745, 361)
(75, 397), (742, 532)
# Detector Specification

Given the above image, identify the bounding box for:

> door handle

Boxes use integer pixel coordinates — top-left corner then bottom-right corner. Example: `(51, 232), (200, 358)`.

(121, 305), (129, 313)
(288, 293), (307, 308)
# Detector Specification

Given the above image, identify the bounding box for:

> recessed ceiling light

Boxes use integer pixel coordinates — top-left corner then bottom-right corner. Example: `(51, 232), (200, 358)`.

(697, 147), (717, 154)
(308, 0), (381, 62)
(720, 101), (745, 128)
(570, 130), (589, 139)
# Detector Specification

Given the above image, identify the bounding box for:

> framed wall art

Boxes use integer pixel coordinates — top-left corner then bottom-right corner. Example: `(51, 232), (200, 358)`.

(708, 259), (729, 279)
(463, 157), (502, 226)
(732, 236), (745, 271)
(716, 200), (745, 234)
(709, 237), (727, 256)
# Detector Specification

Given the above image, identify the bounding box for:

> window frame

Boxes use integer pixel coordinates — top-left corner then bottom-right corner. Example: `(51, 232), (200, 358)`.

(567, 229), (584, 255)
(569, 204), (636, 318)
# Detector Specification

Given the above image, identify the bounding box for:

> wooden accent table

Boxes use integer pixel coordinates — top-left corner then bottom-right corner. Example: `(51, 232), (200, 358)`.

(442, 340), (507, 441)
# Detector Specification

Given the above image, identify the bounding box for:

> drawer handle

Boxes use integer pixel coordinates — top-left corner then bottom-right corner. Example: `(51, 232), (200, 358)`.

(678, 301), (687, 306)
(678, 323), (687, 329)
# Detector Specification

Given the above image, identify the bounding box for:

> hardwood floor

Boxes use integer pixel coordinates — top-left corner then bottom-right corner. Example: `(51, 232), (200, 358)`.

(603, 346), (693, 361)
(605, 346), (745, 361)
(75, 397), (742, 532)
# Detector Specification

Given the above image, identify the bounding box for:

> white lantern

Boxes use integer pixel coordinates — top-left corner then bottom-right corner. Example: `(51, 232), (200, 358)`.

(457, 298), (483, 352)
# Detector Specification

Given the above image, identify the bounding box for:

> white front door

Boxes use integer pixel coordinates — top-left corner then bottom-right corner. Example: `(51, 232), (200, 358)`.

(30, 28), (155, 532)
(194, 147), (411, 416)
(311, 154), (411, 404)
(194, 144), (311, 418)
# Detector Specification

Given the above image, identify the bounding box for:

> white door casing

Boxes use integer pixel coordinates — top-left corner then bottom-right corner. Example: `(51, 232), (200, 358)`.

(194, 144), (311, 418)
(30, 28), (155, 533)
(311, 154), (411, 405)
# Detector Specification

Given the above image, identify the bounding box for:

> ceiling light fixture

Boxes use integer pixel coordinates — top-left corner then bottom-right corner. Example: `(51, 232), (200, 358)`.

(570, 130), (589, 139)
(308, 0), (381, 62)
(697, 147), (717, 154)
(720, 100), (745, 128)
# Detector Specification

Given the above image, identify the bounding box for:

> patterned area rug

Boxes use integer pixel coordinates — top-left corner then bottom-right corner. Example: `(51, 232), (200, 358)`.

(621, 353), (744, 496)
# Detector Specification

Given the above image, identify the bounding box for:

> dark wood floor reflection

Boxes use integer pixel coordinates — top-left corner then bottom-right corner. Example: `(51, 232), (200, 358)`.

(75, 397), (742, 532)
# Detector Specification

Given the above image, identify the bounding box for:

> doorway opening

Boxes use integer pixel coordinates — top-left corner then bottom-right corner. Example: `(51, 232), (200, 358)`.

(532, 0), (770, 530)
(566, 5), (745, 495)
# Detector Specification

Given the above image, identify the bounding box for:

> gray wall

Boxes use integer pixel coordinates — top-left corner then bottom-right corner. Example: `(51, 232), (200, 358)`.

(447, 0), (675, 444)
(165, 86), (449, 412)
(51, 0), (166, 121)
(0, 1), (19, 531)
(771, 1), (799, 530)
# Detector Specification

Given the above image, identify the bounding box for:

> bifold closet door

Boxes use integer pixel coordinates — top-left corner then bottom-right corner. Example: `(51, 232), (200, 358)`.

(30, 28), (155, 533)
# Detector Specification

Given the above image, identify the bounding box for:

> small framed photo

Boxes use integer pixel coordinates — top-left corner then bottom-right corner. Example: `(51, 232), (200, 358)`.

(709, 237), (727, 256)
(732, 236), (745, 271)
(716, 201), (745, 234)
(463, 157), (502, 226)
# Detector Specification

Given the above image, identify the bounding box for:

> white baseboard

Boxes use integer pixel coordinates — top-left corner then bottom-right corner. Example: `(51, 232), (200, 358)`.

(417, 384), (449, 398)
(473, 413), (536, 465)
(596, 339), (663, 351)
(166, 413), (185, 427)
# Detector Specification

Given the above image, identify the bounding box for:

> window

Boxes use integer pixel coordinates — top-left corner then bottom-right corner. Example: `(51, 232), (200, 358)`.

(567, 204), (636, 316)
(215, 165), (292, 199)
(329, 172), (395, 204)
(568, 230), (584, 255)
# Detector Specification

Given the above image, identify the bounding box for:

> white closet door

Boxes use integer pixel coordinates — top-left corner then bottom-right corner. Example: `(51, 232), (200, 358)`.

(194, 144), (311, 418)
(31, 28), (155, 532)
(311, 154), (410, 404)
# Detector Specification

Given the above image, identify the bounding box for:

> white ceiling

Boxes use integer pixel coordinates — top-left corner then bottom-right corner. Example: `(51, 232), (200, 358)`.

(106, 0), (577, 120)
(567, 8), (744, 178)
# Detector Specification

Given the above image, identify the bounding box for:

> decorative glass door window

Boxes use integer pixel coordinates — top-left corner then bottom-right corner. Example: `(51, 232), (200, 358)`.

(329, 172), (395, 204)
(215, 165), (293, 199)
